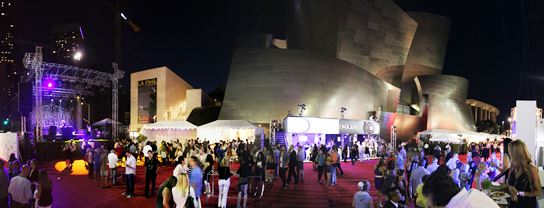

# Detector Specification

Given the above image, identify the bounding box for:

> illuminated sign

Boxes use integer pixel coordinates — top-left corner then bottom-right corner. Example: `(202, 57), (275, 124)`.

(285, 117), (339, 134)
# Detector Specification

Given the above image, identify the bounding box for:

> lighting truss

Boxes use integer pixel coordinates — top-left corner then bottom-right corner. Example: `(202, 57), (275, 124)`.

(23, 46), (125, 141)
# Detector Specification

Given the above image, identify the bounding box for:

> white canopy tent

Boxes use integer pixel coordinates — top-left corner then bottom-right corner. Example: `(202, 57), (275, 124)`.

(197, 120), (264, 143)
(140, 120), (197, 142)
(419, 129), (501, 144)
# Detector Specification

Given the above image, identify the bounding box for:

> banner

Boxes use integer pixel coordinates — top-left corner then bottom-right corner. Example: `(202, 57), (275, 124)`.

(138, 78), (157, 124)
(0, 133), (19, 162)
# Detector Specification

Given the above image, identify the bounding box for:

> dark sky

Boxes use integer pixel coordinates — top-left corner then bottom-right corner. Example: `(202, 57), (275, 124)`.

(15, 0), (544, 122)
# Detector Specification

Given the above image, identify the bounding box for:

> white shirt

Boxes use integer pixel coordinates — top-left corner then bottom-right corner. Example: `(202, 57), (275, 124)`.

(446, 188), (499, 208)
(172, 186), (197, 207)
(8, 176), (33, 204)
(446, 157), (459, 170)
(108, 152), (119, 169)
(143, 145), (152, 157)
(173, 164), (188, 176)
(125, 155), (137, 175)
(427, 162), (439, 173)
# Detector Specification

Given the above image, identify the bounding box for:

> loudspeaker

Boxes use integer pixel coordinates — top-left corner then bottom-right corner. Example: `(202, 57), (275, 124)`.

(48, 126), (57, 140)
(61, 127), (73, 140)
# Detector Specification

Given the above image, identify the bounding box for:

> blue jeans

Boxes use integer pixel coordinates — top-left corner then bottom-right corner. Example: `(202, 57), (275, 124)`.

(111, 168), (117, 185)
(330, 167), (337, 185)
(125, 174), (135, 195)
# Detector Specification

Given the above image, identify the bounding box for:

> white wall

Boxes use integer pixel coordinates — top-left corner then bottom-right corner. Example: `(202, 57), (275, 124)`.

(516, 100), (537, 163)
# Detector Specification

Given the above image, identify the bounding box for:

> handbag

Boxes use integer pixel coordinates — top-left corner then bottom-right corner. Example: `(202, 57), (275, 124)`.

(185, 187), (196, 208)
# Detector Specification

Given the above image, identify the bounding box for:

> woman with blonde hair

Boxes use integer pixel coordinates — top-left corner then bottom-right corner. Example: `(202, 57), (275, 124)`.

(507, 140), (541, 207)
(473, 162), (489, 190)
(172, 173), (197, 208)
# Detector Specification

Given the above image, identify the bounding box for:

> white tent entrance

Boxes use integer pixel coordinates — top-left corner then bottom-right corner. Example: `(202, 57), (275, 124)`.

(197, 120), (264, 143)
(140, 120), (197, 142)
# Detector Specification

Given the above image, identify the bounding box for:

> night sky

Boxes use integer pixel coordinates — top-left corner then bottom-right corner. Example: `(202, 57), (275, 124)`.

(14, 0), (544, 122)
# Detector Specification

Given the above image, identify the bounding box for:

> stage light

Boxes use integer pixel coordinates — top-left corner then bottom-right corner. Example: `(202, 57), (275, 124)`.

(47, 82), (53, 88)
(73, 51), (83, 61)
(2, 119), (8, 126)
(120, 12), (127, 20)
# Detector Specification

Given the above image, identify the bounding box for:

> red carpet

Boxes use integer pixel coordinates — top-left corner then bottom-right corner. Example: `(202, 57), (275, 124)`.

(44, 159), (386, 208)
(45, 153), (498, 207)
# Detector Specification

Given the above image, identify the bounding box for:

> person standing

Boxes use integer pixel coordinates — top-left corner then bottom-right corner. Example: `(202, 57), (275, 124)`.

(156, 176), (177, 208)
(28, 159), (39, 198)
(99, 149), (109, 188)
(254, 149), (266, 197)
(172, 173), (197, 208)
(188, 156), (203, 208)
(317, 149), (326, 184)
(93, 147), (102, 181)
(353, 180), (374, 208)
(350, 145), (358, 165)
(287, 146), (299, 185)
(426, 158), (439, 174)
(8, 165), (33, 208)
(237, 153), (251, 208)
(374, 159), (385, 201)
(108, 149), (119, 185)
(145, 151), (159, 197)
(34, 170), (53, 208)
(333, 147), (344, 176)
(278, 145), (289, 189)
(123, 151), (137, 198)
(410, 160), (429, 198)
(0, 160), (8, 208)
(217, 155), (232, 208)
(507, 140), (541, 208)
(85, 149), (94, 179)
(296, 146), (307, 181)
(173, 156), (187, 177)
(329, 149), (338, 186)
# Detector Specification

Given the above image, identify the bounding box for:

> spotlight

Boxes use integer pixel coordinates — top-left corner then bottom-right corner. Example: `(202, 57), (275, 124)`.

(73, 51), (83, 61)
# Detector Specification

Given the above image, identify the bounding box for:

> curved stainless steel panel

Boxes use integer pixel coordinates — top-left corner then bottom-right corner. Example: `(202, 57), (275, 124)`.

(219, 49), (400, 123)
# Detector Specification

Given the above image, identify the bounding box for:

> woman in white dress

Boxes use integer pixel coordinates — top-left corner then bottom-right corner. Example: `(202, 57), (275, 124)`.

(172, 173), (198, 208)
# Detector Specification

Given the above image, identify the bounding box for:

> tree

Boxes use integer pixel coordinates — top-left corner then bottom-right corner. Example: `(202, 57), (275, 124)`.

(475, 120), (500, 134)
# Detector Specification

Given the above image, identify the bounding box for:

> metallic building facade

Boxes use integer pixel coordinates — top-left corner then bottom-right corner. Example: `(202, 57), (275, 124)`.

(219, 49), (399, 123)
(219, 0), (478, 139)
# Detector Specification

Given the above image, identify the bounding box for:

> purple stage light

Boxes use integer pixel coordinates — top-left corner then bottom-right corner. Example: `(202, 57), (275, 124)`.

(47, 82), (53, 88)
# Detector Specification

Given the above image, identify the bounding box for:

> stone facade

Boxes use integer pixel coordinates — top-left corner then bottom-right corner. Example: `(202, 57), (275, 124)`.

(129, 67), (197, 132)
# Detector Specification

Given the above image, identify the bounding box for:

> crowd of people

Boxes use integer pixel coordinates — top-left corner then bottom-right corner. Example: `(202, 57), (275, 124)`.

(364, 137), (540, 208)
(50, 134), (542, 208)
(0, 154), (53, 208)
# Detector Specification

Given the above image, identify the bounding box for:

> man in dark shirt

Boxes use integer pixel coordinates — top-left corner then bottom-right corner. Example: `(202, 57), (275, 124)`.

(287, 146), (299, 184)
(144, 150), (159, 197)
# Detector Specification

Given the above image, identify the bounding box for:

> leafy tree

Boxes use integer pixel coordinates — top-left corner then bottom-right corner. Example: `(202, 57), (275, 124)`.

(475, 120), (500, 134)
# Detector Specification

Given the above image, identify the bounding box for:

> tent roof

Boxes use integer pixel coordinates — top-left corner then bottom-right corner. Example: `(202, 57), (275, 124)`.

(198, 120), (259, 129)
(141, 120), (197, 130)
